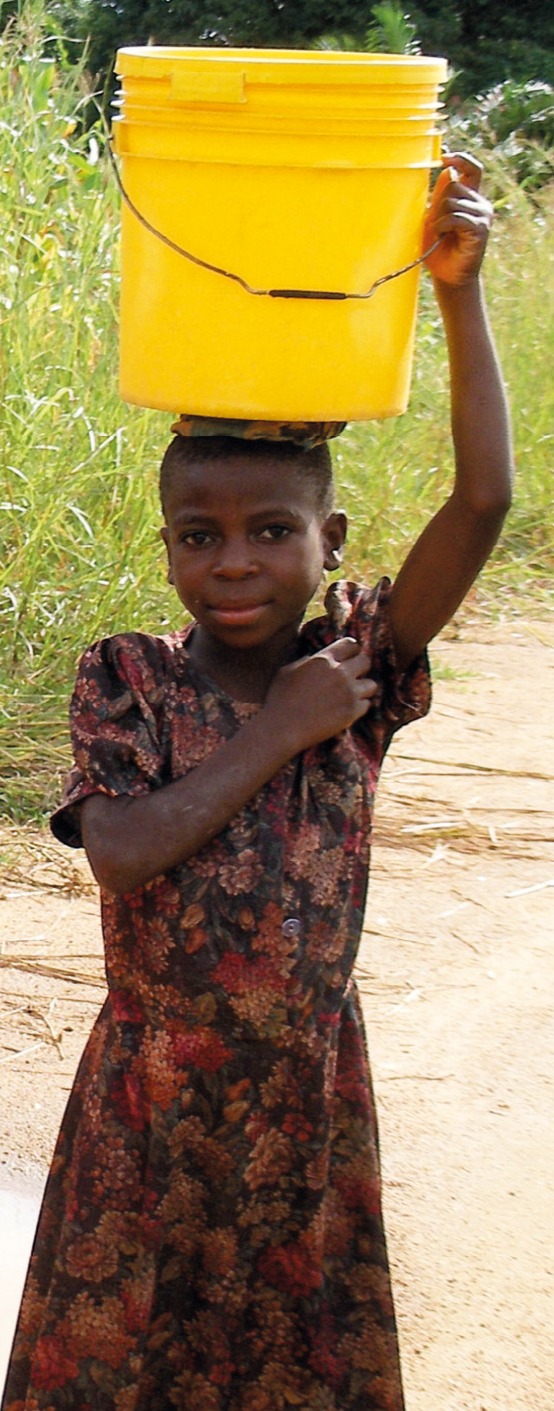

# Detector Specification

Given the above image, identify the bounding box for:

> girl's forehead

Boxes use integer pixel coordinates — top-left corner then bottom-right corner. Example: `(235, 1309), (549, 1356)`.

(165, 455), (321, 516)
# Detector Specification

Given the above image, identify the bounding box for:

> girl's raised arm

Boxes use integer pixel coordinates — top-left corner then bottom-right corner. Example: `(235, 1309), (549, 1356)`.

(388, 154), (514, 672)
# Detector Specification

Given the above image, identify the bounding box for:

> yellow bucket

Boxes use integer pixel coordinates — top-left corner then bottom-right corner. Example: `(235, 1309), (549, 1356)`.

(113, 48), (447, 421)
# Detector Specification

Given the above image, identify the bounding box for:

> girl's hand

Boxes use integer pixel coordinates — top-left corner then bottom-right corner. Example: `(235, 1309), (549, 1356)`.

(423, 152), (493, 288)
(264, 638), (379, 753)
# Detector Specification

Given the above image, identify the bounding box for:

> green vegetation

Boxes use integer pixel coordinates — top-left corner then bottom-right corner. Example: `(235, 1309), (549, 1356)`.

(449, 80), (554, 193)
(313, 2), (421, 57)
(1, 4), (553, 819)
(3, 0), (552, 100)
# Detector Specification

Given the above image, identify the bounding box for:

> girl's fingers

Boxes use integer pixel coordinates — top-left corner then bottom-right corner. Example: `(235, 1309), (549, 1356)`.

(317, 639), (378, 700)
(327, 636), (360, 660)
(433, 211), (490, 238)
(435, 186), (493, 220)
(324, 638), (371, 674)
(425, 152), (490, 284)
(431, 163), (491, 225)
(440, 184), (490, 208)
(359, 677), (379, 698)
(431, 165), (456, 204)
(441, 151), (483, 191)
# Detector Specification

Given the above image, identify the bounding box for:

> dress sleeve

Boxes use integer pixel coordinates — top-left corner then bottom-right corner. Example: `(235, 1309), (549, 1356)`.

(303, 578), (431, 741)
(50, 634), (168, 848)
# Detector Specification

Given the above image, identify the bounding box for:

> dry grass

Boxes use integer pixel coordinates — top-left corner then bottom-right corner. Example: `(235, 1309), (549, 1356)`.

(374, 751), (553, 859)
(0, 823), (95, 895)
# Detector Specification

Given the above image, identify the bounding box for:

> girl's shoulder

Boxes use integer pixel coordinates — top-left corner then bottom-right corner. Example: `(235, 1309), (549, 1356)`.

(73, 626), (193, 696)
(300, 577), (392, 653)
(301, 578), (431, 735)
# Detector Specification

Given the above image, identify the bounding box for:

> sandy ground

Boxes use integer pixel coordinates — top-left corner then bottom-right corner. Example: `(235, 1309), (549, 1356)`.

(0, 615), (553, 1409)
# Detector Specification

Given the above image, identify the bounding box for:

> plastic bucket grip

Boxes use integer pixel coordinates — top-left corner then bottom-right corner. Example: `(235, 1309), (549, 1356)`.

(109, 142), (442, 302)
(170, 66), (246, 104)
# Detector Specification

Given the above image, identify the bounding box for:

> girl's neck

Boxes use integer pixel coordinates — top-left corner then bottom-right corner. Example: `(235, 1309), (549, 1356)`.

(187, 623), (303, 703)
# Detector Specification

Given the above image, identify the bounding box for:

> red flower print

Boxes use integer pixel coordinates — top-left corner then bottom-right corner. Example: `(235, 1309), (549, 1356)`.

(335, 1172), (381, 1215)
(309, 1342), (347, 1389)
(209, 1358), (235, 1386)
(122, 1277), (154, 1334)
(258, 1240), (322, 1298)
(282, 1111), (313, 1142)
(110, 1071), (148, 1131)
(173, 1026), (231, 1073)
(212, 952), (248, 993)
(31, 1334), (79, 1390)
(111, 991), (145, 1024)
(245, 1111), (269, 1143)
(172, 717), (222, 769)
(146, 876), (182, 915)
(309, 1311), (347, 1389)
(334, 1067), (367, 1105)
(213, 954), (285, 998)
(117, 647), (148, 694)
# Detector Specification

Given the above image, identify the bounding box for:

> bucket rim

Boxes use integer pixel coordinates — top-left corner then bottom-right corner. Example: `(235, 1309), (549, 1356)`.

(115, 46), (448, 85)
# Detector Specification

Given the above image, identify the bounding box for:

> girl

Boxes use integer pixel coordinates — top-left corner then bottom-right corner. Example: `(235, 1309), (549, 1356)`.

(3, 156), (513, 1411)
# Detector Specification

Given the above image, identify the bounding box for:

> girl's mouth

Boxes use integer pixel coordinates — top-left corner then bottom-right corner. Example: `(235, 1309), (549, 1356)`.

(207, 602), (269, 626)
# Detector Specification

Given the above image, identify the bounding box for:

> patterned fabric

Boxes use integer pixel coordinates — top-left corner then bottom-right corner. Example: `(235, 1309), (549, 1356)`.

(3, 580), (430, 1411)
(170, 416), (347, 450)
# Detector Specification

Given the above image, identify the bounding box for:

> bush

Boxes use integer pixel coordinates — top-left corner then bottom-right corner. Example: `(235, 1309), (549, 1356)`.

(447, 80), (554, 193)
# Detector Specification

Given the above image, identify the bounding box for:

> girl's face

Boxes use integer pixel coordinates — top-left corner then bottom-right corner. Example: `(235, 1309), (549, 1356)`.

(161, 452), (346, 656)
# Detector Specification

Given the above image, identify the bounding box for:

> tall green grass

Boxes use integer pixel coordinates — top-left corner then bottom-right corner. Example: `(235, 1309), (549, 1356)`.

(1, 3), (553, 819)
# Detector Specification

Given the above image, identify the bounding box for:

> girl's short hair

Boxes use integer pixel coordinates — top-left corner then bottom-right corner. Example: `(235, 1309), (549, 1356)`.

(159, 436), (334, 518)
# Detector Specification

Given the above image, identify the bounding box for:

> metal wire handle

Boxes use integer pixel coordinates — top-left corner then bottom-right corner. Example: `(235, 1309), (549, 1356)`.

(108, 138), (442, 301)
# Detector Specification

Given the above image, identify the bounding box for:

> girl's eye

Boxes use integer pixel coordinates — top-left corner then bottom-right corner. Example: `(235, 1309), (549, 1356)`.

(180, 530), (214, 547)
(258, 524), (292, 541)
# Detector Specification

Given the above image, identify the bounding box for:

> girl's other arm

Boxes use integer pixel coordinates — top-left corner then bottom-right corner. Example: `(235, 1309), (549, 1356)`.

(389, 154), (514, 672)
(80, 638), (377, 895)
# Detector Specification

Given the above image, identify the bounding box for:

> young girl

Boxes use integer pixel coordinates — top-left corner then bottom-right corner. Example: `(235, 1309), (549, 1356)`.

(3, 155), (513, 1411)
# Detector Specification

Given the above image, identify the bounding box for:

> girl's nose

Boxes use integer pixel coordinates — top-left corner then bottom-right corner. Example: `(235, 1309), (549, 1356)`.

(212, 538), (258, 578)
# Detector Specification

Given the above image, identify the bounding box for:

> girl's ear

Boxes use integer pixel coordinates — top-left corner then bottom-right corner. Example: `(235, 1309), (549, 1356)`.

(160, 525), (174, 585)
(322, 510), (347, 572)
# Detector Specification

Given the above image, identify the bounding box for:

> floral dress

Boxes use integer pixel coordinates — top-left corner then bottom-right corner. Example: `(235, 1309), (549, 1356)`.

(3, 579), (430, 1411)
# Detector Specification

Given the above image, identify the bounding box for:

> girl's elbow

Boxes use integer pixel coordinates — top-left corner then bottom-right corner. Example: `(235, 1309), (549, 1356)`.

(80, 799), (137, 896)
(490, 471), (514, 519)
(477, 492), (512, 529)
(463, 477), (513, 525)
(470, 497), (512, 556)
(85, 831), (156, 897)
(85, 841), (129, 897)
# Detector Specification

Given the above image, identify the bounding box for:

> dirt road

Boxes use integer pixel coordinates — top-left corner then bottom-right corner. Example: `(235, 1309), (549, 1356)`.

(1, 616), (553, 1409)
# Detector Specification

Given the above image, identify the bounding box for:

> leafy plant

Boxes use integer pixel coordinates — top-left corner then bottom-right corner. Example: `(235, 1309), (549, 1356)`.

(447, 80), (554, 193)
(314, 2), (420, 56)
(365, 2), (420, 55)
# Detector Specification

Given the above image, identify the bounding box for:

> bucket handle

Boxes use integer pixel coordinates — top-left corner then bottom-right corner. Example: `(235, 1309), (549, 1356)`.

(108, 141), (441, 301)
